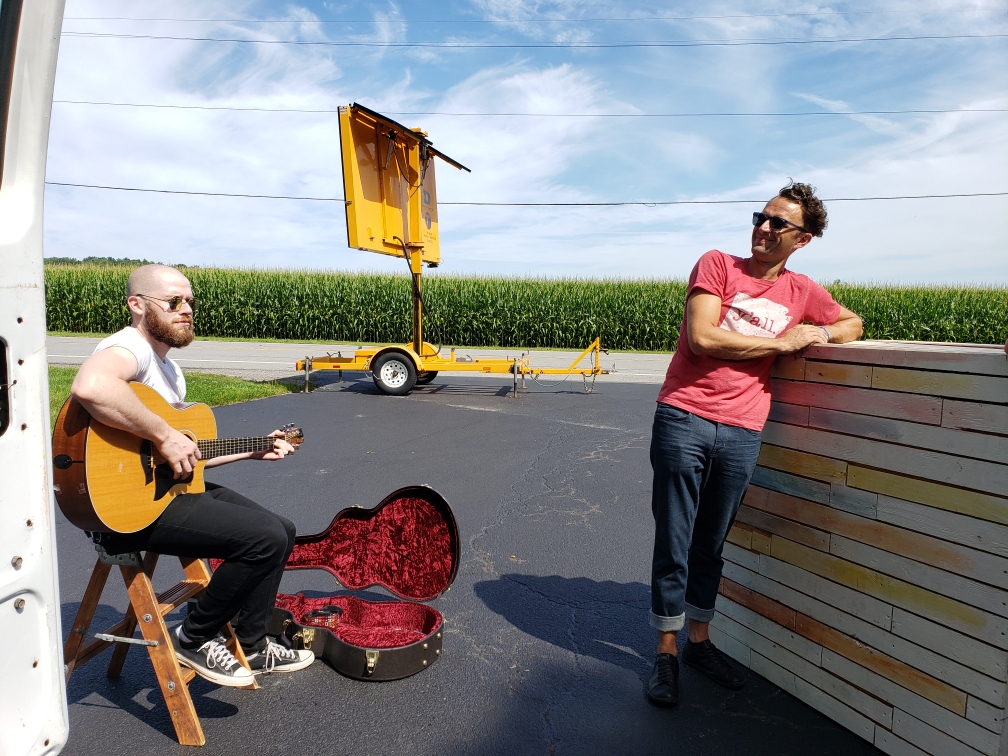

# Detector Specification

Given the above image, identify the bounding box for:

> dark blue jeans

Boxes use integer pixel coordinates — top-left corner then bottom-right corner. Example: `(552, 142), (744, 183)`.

(649, 403), (761, 633)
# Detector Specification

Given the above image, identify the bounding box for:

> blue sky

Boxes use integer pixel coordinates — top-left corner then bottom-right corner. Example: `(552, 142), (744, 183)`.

(45, 1), (1008, 282)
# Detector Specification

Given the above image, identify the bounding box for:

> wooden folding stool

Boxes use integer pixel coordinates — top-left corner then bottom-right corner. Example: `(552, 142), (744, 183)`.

(63, 545), (257, 747)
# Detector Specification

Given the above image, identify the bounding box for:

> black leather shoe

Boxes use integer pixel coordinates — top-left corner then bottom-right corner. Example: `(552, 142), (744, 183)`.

(681, 639), (745, 689)
(646, 653), (679, 707)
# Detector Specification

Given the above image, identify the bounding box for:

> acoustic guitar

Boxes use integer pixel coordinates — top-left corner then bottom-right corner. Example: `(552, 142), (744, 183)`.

(52, 382), (303, 534)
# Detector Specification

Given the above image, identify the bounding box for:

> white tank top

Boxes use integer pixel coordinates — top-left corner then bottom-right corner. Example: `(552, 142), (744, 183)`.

(93, 327), (187, 406)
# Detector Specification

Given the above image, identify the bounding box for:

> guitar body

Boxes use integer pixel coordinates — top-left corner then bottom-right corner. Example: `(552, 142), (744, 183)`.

(53, 383), (216, 533)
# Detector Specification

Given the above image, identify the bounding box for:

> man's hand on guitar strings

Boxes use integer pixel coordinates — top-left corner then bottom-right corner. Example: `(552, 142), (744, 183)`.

(158, 427), (201, 479)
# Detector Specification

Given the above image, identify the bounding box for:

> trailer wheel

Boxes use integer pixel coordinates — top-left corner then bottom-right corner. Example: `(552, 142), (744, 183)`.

(415, 371), (438, 385)
(371, 351), (417, 395)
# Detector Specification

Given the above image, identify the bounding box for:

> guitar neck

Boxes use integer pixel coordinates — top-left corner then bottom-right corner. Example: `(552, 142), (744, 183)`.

(197, 437), (275, 460)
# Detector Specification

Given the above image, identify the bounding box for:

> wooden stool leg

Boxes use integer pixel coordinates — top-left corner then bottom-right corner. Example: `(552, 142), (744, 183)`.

(107, 552), (160, 678)
(64, 558), (112, 683)
(121, 564), (205, 747)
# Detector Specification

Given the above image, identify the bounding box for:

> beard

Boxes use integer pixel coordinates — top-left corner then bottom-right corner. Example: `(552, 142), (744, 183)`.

(144, 302), (195, 348)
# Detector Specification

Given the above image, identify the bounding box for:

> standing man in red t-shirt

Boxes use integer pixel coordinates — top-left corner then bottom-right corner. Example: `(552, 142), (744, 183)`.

(646, 182), (863, 707)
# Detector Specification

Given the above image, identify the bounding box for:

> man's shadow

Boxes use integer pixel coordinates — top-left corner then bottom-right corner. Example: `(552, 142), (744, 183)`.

(474, 574), (654, 678)
(62, 601), (239, 742)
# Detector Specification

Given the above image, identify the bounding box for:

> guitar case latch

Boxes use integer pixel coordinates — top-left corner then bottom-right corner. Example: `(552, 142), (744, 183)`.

(365, 649), (379, 675)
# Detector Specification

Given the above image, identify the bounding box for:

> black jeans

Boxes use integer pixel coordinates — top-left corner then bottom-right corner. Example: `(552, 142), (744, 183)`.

(98, 483), (295, 652)
(649, 403), (762, 633)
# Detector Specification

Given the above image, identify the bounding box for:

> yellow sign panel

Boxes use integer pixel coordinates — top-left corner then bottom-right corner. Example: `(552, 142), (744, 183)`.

(338, 104), (468, 266)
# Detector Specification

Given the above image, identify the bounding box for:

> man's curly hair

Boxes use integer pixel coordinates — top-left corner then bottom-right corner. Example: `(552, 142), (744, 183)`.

(777, 180), (827, 237)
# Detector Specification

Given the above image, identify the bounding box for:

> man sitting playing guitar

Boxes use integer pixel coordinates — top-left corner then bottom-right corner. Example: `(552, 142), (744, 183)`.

(71, 264), (313, 685)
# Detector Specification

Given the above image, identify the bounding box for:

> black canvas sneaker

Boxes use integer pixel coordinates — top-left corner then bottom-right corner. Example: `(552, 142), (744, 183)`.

(646, 653), (680, 707)
(681, 639), (745, 689)
(173, 629), (255, 687)
(245, 638), (315, 674)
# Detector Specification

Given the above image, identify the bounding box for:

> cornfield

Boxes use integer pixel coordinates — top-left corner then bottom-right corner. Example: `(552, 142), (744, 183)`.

(44, 264), (1007, 350)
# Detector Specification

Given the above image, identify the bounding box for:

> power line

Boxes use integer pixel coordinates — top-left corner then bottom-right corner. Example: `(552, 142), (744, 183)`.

(51, 100), (1008, 117)
(60, 10), (975, 23)
(59, 31), (1008, 48)
(44, 181), (1008, 204)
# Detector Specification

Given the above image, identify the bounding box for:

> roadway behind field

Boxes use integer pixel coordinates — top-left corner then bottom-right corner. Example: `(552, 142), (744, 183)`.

(46, 335), (672, 384)
(54, 375), (878, 756)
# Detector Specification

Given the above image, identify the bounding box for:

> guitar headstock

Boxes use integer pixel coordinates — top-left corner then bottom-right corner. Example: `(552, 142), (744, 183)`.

(281, 423), (304, 450)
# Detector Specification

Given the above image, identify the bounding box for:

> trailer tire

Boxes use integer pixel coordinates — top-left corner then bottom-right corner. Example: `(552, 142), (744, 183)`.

(371, 351), (417, 395)
(415, 371), (438, 385)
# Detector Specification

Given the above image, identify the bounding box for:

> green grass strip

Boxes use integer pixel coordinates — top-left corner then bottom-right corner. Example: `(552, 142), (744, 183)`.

(48, 366), (301, 430)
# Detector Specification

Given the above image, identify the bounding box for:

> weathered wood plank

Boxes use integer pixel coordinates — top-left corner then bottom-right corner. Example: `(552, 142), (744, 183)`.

(847, 466), (1008, 527)
(771, 355), (806, 380)
(965, 695), (1003, 735)
(829, 535), (1008, 614)
(797, 613), (967, 714)
(771, 378), (944, 425)
(806, 360), (873, 387)
(802, 341), (1008, 378)
(768, 401), (810, 426)
(771, 536), (1008, 649)
(725, 559), (1007, 704)
(726, 522), (753, 550)
(757, 443), (848, 483)
(877, 494), (1008, 559)
(890, 608), (1008, 684)
(751, 649), (798, 696)
(872, 366), (1008, 404)
(722, 541), (760, 572)
(749, 465), (832, 504)
(746, 485), (1008, 590)
(757, 551), (894, 630)
(808, 407), (1008, 466)
(942, 400), (1008, 436)
(874, 728), (930, 756)
(751, 528), (772, 555)
(736, 503), (831, 552)
(892, 708), (992, 756)
(826, 651), (996, 756)
(720, 577), (796, 629)
(717, 596), (823, 664)
(830, 482), (879, 518)
(762, 423), (1008, 497)
(794, 676), (878, 742)
(707, 621), (751, 668)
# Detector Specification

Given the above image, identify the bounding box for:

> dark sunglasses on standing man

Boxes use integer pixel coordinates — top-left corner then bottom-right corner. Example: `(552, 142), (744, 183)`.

(752, 212), (809, 234)
(138, 294), (197, 312)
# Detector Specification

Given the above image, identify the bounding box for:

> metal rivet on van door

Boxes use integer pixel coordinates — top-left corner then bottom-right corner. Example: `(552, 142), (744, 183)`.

(14, 598), (25, 611)
(11, 556), (22, 569)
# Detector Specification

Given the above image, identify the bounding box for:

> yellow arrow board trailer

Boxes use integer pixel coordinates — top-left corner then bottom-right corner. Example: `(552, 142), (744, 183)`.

(303, 104), (608, 396)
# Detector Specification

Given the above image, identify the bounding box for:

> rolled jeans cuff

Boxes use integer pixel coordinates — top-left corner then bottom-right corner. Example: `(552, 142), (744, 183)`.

(650, 611), (685, 633)
(685, 602), (715, 623)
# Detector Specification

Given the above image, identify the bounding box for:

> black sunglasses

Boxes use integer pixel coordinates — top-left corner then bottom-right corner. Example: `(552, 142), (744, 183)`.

(753, 212), (809, 234)
(138, 294), (197, 312)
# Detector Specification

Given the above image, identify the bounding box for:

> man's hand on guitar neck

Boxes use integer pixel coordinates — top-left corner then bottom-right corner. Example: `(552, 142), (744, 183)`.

(204, 430), (297, 468)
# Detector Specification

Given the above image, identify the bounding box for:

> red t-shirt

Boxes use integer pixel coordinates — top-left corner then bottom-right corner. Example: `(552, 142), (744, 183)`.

(657, 250), (841, 431)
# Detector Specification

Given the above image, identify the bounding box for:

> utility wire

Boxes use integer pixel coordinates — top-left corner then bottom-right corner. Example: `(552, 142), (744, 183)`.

(44, 182), (1008, 204)
(59, 31), (1008, 48)
(60, 9), (985, 23)
(51, 100), (1008, 116)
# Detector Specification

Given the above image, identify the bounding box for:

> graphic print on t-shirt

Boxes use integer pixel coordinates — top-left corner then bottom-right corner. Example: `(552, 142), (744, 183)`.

(719, 292), (792, 338)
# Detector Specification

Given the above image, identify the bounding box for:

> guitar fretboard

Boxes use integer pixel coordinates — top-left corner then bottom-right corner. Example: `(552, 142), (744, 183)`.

(197, 437), (276, 460)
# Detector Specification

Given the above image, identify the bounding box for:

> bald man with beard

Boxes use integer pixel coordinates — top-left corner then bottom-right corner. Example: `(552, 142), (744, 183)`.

(71, 264), (315, 686)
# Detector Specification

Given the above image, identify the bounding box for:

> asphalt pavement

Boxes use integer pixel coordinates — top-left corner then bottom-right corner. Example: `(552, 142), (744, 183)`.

(55, 371), (880, 756)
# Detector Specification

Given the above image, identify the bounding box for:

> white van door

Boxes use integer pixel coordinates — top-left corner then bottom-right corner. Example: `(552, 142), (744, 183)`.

(0, 0), (68, 754)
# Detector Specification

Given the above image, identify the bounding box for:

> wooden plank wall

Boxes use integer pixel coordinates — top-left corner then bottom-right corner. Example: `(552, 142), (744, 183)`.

(711, 341), (1008, 756)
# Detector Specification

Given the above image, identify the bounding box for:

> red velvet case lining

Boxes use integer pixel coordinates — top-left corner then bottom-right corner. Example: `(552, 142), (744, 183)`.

(284, 495), (456, 601)
(275, 593), (442, 649)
